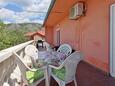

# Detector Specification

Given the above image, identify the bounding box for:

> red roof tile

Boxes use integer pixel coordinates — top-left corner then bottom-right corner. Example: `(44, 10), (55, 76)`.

(25, 30), (45, 38)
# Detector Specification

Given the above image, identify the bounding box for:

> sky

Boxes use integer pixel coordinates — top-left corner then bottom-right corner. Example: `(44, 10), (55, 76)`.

(0, 0), (51, 24)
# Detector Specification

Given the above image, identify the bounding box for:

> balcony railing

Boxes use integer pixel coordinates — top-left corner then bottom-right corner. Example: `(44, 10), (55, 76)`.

(0, 40), (34, 86)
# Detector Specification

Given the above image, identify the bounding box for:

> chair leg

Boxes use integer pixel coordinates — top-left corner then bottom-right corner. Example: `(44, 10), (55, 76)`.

(8, 78), (15, 86)
(48, 67), (52, 86)
(74, 77), (77, 86)
(59, 81), (65, 86)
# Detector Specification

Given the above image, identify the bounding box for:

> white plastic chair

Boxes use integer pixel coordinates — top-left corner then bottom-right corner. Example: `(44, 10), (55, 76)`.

(13, 52), (46, 86)
(24, 45), (39, 67)
(44, 42), (53, 51)
(57, 44), (72, 56)
(49, 51), (83, 86)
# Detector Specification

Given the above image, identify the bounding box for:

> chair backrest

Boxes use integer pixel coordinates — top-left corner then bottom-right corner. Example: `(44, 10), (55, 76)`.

(62, 51), (83, 83)
(44, 42), (53, 51)
(25, 45), (39, 67)
(57, 44), (72, 56)
(13, 52), (30, 85)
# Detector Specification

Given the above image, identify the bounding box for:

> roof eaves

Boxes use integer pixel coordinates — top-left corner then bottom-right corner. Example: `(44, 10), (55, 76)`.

(42, 0), (56, 27)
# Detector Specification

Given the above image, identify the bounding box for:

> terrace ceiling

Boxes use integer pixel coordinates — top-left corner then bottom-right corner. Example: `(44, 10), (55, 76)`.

(44, 0), (86, 27)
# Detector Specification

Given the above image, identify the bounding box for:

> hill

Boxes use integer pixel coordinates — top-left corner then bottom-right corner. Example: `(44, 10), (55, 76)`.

(5, 23), (42, 33)
(0, 23), (42, 50)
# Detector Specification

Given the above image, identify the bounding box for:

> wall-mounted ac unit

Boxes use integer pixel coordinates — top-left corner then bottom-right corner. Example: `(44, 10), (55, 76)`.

(69, 2), (84, 20)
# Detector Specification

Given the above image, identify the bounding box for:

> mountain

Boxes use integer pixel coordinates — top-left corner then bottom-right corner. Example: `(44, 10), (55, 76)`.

(5, 23), (42, 32)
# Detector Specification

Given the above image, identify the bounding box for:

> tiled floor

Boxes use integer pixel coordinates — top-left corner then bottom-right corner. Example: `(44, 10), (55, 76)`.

(37, 61), (115, 86)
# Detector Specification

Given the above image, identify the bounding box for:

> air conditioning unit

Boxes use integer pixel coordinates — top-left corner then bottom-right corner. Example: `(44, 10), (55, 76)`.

(69, 2), (84, 20)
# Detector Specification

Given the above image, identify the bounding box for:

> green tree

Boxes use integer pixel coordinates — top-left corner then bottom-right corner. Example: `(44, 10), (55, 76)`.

(0, 27), (29, 50)
(0, 20), (6, 29)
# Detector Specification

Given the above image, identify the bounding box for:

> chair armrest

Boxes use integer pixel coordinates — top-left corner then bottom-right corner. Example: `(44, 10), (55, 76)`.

(27, 66), (46, 72)
(13, 52), (46, 72)
(49, 64), (64, 70)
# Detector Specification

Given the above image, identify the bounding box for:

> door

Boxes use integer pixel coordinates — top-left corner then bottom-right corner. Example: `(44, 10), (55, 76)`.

(110, 4), (115, 77)
(56, 30), (60, 46)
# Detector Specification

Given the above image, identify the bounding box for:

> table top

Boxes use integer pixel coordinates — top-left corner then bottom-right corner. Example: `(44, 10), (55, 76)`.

(36, 51), (66, 68)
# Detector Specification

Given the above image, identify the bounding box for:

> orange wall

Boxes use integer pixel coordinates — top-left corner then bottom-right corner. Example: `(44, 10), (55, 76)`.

(80, 0), (109, 72)
(45, 0), (115, 72)
(53, 19), (80, 50)
(53, 0), (112, 72)
(45, 26), (54, 45)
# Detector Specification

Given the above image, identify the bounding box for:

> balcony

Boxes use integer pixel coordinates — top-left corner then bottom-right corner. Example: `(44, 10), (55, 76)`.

(0, 40), (115, 86)
(0, 40), (34, 86)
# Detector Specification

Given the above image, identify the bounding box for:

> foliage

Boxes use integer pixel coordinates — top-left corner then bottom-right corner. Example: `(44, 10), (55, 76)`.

(0, 20), (6, 29)
(0, 22), (29, 50)
(0, 21), (42, 50)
